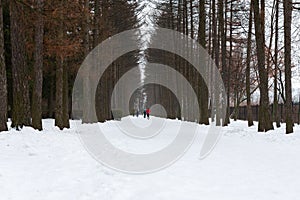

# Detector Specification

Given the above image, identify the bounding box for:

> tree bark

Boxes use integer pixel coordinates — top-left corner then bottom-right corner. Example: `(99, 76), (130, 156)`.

(215, 0), (221, 126)
(10, 0), (31, 129)
(223, 0), (230, 126)
(0, 0), (7, 132)
(189, 0), (194, 38)
(219, 0), (227, 126)
(55, 2), (64, 129)
(63, 62), (69, 128)
(246, 2), (254, 127)
(228, 0), (233, 122)
(55, 3), (69, 130)
(284, 0), (293, 134)
(48, 73), (55, 118)
(211, 0), (217, 123)
(273, 0), (280, 127)
(32, 0), (44, 131)
(93, 0), (100, 47)
(83, 0), (90, 55)
(198, 0), (209, 125)
(55, 56), (64, 129)
(252, 0), (274, 132)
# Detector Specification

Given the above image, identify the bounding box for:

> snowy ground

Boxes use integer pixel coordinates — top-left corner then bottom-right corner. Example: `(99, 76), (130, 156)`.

(0, 117), (300, 200)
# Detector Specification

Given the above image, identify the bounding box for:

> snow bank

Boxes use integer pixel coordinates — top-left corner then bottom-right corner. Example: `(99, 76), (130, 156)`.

(0, 118), (299, 200)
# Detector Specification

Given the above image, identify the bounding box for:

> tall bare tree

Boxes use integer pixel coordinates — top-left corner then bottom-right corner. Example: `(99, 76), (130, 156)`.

(219, 0), (227, 126)
(273, 0), (280, 127)
(10, 0), (31, 129)
(211, 0), (217, 123)
(246, 2), (254, 127)
(252, 0), (274, 132)
(55, 4), (64, 130)
(284, 0), (293, 134)
(0, 0), (7, 132)
(198, 0), (209, 125)
(32, 0), (44, 130)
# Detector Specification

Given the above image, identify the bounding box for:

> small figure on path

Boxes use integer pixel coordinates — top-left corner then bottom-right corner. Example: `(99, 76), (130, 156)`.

(143, 109), (146, 118)
(146, 108), (150, 120)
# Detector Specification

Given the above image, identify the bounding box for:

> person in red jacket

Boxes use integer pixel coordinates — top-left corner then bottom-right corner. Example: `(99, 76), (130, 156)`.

(146, 108), (150, 120)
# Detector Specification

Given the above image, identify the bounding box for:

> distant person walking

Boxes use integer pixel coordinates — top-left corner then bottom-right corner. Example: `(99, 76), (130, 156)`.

(146, 108), (150, 120)
(136, 109), (139, 117)
(143, 109), (146, 118)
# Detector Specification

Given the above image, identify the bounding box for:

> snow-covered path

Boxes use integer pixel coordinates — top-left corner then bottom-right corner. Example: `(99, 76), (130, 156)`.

(0, 118), (300, 200)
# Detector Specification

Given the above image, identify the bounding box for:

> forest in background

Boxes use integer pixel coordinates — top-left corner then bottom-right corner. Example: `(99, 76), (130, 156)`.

(0, 0), (299, 134)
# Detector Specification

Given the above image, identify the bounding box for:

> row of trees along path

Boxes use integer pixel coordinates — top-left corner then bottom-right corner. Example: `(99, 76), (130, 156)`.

(0, 0), (297, 134)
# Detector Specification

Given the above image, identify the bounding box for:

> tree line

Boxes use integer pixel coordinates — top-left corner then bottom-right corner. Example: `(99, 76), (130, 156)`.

(0, 0), (137, 131)
(0, 0), (298, 134)
(152, 0), (296, 134)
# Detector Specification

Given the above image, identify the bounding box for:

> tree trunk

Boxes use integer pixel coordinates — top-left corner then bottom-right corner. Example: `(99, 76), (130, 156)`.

(93, 0), (100, 48)
(32, 0), (44, 131)
(211, 0), (217, 123)
(228, 0), (233, 122)
(48, 73), (55, 118)
(223, 0), (230, 126)
(215, 0), (221, 126)
(55, 56), (64, 129)
(10, 0), (31, 129)
(81, 0), (93, 123)
(246, 2), (254, 127)
(63, 63), (69, 128)
(55, 3), (68, 130)
(83, 0), (90, 55)
(0, 0), (7, 132)
(252, 0), (274, 132)
(273, 0), (280, 128)
(219, 0), (227, 126)
(189, 0), (194, 38)
(284, 0), (293, 134)
(233, 90), (238, 121)
(183, 0), (188, 35)
(198, 0), (209, 125)
(260, 0), (265, 42)
(55, 5), (64, 129)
